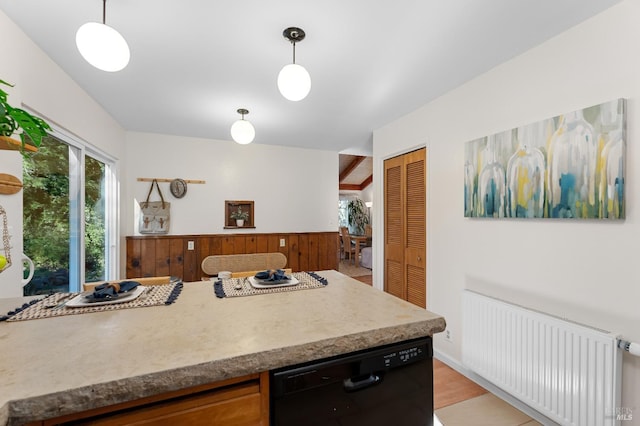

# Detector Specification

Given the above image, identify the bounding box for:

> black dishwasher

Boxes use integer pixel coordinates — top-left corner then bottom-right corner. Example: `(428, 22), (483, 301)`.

(270, 337), (433, 426)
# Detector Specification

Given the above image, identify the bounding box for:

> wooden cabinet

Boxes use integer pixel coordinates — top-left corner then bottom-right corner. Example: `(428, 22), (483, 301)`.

(384, 148), (427, 308)
(29, 373), (269, 426)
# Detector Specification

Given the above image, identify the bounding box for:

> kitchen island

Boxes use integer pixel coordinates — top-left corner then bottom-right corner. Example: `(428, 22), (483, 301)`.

(0, 270), (445, 425)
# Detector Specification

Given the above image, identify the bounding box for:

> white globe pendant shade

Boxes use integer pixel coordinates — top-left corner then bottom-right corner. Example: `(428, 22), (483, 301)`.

(76, 22), (130, 72)
(230, 118), (255, 145)
(277, 63), (311, 101)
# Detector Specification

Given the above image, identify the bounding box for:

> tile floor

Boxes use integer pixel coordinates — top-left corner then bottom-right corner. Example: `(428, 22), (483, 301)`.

(434, 393), (543, 426)
(433, 359), (543, 426)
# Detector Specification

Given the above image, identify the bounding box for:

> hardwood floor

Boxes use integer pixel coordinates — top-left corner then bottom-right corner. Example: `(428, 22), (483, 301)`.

(352, 274), (372, 285)
(433, 359), (488, 410)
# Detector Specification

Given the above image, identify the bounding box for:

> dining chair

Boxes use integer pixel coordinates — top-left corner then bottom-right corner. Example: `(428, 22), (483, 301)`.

(340, 227), (356, 264)
(364, 224), (372, 247)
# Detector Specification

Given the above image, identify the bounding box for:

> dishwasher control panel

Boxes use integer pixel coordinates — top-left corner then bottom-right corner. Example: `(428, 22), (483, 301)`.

(382, 345), (426, 367)
(359, 340), (430, 373)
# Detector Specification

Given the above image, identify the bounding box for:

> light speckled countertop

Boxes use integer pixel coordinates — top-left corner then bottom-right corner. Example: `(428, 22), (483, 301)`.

(0, 270), (445, 425)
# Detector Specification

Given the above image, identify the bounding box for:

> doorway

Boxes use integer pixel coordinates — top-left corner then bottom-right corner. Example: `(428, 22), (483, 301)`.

(338, 154), (373, 280)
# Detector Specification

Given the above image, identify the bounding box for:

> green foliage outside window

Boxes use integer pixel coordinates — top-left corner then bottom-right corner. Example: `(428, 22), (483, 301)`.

(22, 136), (106, 295)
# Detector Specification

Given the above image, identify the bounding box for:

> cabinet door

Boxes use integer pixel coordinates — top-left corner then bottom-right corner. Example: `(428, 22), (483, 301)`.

(384, 148), (427, 308)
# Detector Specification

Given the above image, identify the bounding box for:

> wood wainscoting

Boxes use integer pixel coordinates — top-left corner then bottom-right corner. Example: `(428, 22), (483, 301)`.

(126, 232), (339, 282)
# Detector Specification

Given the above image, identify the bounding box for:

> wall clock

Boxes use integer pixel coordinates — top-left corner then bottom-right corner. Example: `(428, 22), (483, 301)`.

(169, 178), (188, 199)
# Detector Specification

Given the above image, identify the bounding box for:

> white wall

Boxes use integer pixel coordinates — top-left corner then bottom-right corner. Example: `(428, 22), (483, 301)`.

(374, 0), (640, 411)
(125, 132), (338, 235)
(0, 9), (127, 283)
(0, 10), (126, 162)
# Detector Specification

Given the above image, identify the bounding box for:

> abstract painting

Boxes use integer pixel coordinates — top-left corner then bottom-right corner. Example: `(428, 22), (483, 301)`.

(464, 99), (625, 219)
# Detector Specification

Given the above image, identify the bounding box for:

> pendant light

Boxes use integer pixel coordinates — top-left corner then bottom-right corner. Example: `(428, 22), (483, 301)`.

(277, 27), (311, 101)
(230, 109), (255, 145)
(76, 0), (130, 72)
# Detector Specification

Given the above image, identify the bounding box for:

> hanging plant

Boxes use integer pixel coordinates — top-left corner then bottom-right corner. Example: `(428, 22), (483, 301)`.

(0, 79), (51, 151)
(347, 198), (370, 235)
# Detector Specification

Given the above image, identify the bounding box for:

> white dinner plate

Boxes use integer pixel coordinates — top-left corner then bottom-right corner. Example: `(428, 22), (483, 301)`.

(66, 286), (146, 307)
(248, 276), (299, 289)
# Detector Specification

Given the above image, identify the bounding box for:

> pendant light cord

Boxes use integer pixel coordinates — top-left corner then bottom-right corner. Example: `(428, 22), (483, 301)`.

(292, 42), (296, 64)
(102, 0), (107, 24)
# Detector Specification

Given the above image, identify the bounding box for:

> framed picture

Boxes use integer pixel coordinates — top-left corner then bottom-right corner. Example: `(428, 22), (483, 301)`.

(225, 200), (255, 228)
(464, 98), (625, 219)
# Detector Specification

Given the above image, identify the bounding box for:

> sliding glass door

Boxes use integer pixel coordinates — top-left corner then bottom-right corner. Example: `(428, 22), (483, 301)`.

(23, 133), (117, 295)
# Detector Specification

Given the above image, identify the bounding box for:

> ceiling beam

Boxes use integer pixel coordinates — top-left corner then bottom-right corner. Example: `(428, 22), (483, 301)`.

(339, 174), (373, 191)
(339, 156), (366, 182)
(360, 174), (373, 189)
(339, 183), (362, 191)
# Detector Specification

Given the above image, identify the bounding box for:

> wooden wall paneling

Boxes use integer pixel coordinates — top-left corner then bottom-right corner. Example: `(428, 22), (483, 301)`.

(233, 235), (246, 254)
(210, 236), (222, 255)
(169, 238), (184, 279)
(221, 236), (235, 255)
(277, 235), (288, 266)
(182, 239), (198, 282)
(298, 234), (309, 272)
(267, 235), (279, 253)
(125, 232), (339, 280)
(195, 237), (210, 279)
(140, 239), (157, 278)
(126, 238), (141, 278)
(327, 232), (338, 270)
(308, 234), (319, 271)
(198, 237), (211, 262)
(255, 235), (269, 253)
(245, 235), (257, 254)
(155, 239), (171, 277)
(288, 235), (299, 272)
(318, 233), (329, 270)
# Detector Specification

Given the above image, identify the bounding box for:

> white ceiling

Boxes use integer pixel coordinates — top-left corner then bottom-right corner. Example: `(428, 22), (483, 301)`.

(0, 0), (622, 155)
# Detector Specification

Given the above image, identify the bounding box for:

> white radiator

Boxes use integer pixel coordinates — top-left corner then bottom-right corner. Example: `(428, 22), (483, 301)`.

(462, 290), (622, 426)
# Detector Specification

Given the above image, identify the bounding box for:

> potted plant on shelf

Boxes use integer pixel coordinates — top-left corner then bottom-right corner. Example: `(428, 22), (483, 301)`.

(1, 79), (51, 153)
(230, 205), (249, 227)
(347, 198), (370, 235)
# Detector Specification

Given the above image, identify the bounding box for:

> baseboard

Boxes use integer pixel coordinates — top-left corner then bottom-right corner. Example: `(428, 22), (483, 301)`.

(433, 349), (558, 425)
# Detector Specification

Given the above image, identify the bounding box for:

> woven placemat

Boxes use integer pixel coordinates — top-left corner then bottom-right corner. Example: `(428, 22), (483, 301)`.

(1, 282), (183, 322)
(214, 272), (327, 298)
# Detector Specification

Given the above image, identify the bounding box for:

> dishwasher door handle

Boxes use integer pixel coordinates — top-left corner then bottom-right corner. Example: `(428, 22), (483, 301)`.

(343, 373), (381, 392)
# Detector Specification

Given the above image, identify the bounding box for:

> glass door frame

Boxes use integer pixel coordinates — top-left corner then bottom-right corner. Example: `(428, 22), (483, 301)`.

(48, 125), (119, 292)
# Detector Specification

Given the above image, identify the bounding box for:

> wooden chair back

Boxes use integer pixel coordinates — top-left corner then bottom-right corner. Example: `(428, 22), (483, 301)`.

(339, 227), (356, 262)
(201, 252), (288, 276)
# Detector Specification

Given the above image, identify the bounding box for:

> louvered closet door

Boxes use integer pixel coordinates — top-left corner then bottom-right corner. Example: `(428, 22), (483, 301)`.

(384, 148), (426, 308)
(384, 155), (405, 300)
(404, 149), (426, 308)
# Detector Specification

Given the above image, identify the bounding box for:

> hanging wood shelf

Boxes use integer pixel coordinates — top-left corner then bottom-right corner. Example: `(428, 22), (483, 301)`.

(0, 136), (38, 153)
(137, 178), (206, 184)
